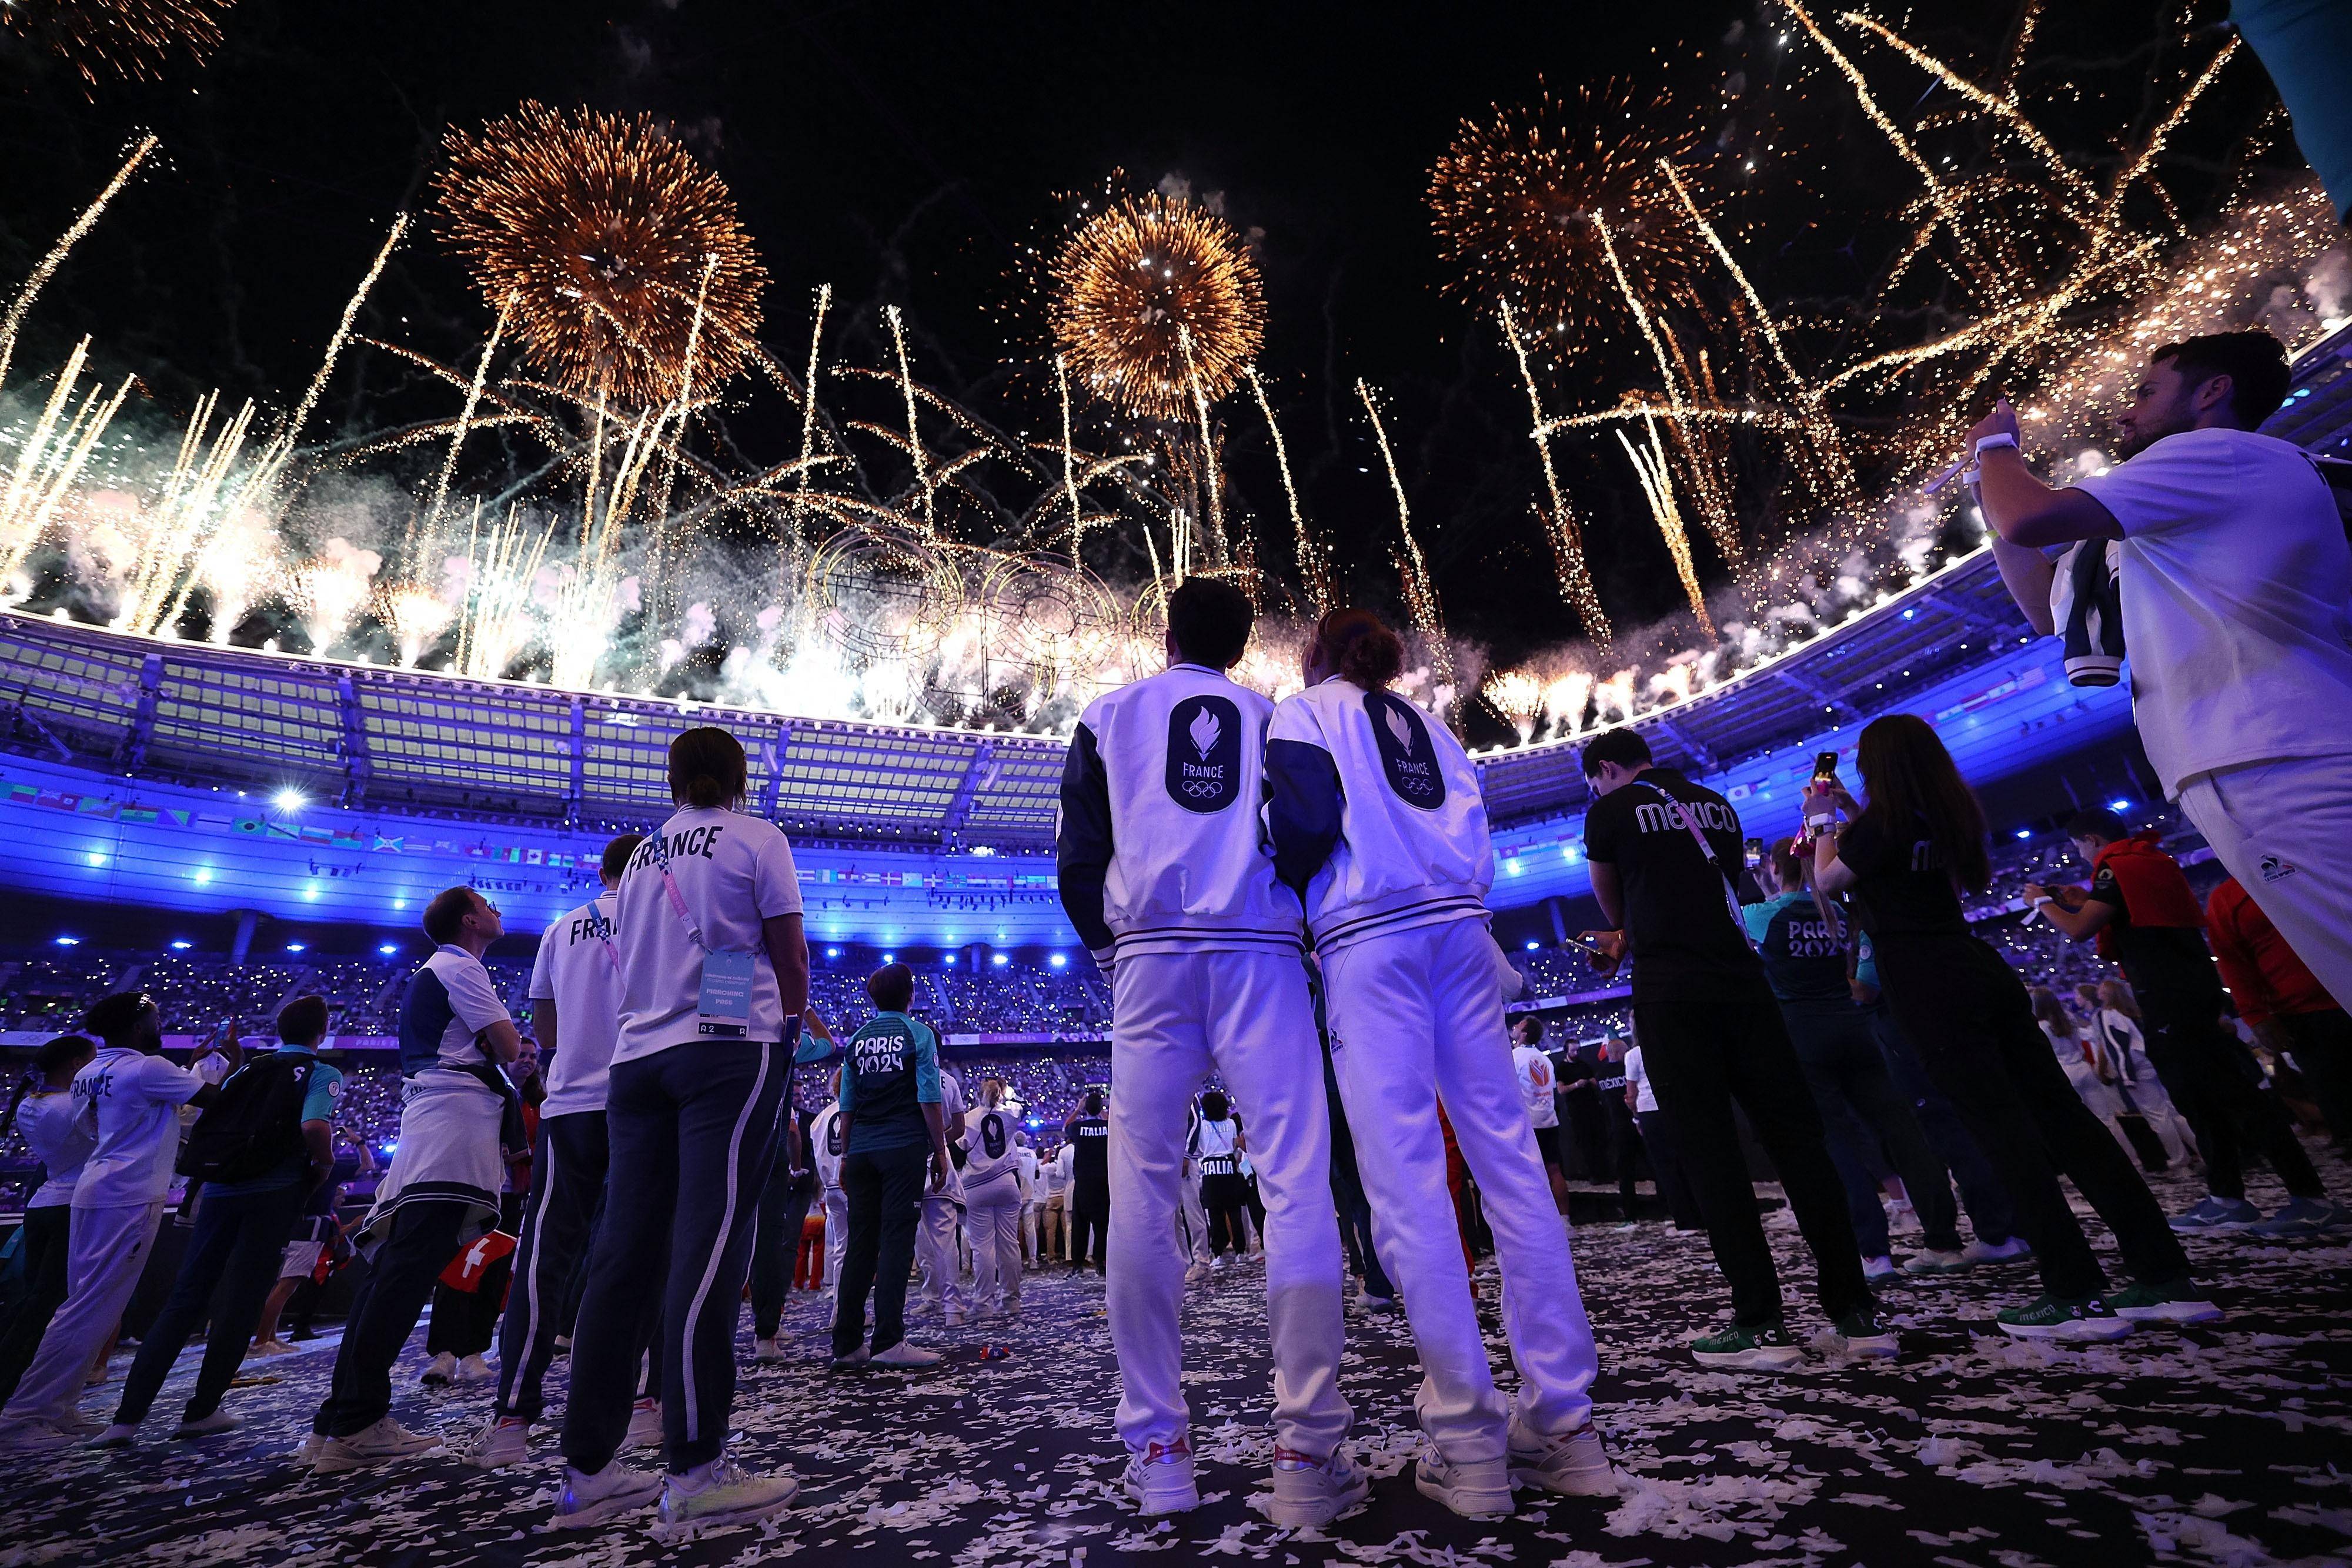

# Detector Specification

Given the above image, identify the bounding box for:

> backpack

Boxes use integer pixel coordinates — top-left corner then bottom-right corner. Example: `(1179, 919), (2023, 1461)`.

(179, 1052), (315, 1185)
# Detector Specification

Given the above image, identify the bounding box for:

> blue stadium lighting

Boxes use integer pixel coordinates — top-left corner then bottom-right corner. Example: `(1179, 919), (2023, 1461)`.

(392, 897), (407, 911)
(304, 883), (321, 901)
(382, 1142), (397, 1154)
(944, 954), (957, 966)
(286, 942), (307, 953)
(2109, 798), (2131, 813)
(377, 943), (398, 956)
(1524, 940), (1539, 951)
(2014, 828), (2033, 840)
(193, 867), (213, 885)
(1049, 952), (1068, 969)
(273, 788), (306, 813)
(825, 947), (840, 958)
(54, 935), (79, 947)
(991, 952), (1008, 967)
(170, 940), (192, 951)
(1504, 858), (1523, 875)
(881, 951), (895, 964)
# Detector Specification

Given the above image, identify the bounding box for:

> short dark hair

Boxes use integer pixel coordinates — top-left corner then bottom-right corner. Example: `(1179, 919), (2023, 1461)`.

(83, 991), (156, 1044)
(1167, 578), (1254, 668)
(35, 1034), (95, 1075)
(1511, 1015), (1543, 1044)
(1201, 1088), (1230, 1121)
(2153, 332), (2291, 428)
(277, 994), (330, 1045)
(867, 962), (914, 1012)
(602, 833), (644, 882)
(669, 726), (748, 810)
(422, 885), (479, 945)
(1083, 1089), (1104, 1115)
(1309, 607), (1405, 690)
(1579, 727), (1652, 778)
(2064, 807), (2129, 844)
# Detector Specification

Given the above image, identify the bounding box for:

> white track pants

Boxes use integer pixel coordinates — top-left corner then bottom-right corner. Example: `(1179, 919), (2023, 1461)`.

(2179, 754), (2352, 1018)
(1108, 949), (1350, 1459)
(0, 1200), (165, 1431)
(918, 1193), (964, 1315)
(964, 1170), (1023, 1312)
(1324, 917), (1599, 1464)
(1177, 1164), (1214, 1265)
(822, 1185), (848, 1298)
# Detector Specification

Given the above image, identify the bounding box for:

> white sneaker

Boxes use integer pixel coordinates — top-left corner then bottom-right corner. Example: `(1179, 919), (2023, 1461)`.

(658, 1452), (801, 1527)
(173, 1410), (240, 1439)
(1506, 1420), (1616, 1496)
(1903, 1249), (1970, 1275)
(0, 1420), (76, 1453)
(419, 1352), (459, 1386)
(312, 1416), (443, 1473)
(622, 1398), (663, 1451)
(459, 1415), (530, 1469)
(870, 1341), (943, 1368)
(1184, 1263), (1210, 1284)
(552, 1459), (664, 1529)
(1962, 1236), (2032, 1265)
(295, 1430), (326, 1466)
(1122, 1437), (1200, 1515)
(943, 1310), (967, 1328)
(753, 1336), (788, 1363)
(246, 1339), (296, 1360)
(1413, 1448), (1513, 1517)
(1862, 1255), (1899, 1282)
(88, 1422), (139, 1449)
(1267, 1444), (1369, 1527)
(455, 1354), (495, 1385)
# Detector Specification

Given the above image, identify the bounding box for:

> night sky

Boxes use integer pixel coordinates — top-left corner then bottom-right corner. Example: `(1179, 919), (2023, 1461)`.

(0, 1), (2286, 687)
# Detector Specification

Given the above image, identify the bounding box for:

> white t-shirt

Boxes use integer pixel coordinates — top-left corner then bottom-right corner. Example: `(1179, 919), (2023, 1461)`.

(1511, 1044), (1560, 1129)
(529, 891), (625, 1118)
(612, 808), (805, 1063)
(70, 1047), (206, 1209)
(1015, 1143), (1040, 1202)
(1623, 1044), (1659, 1115)
(2070, 427), (2352, 795)
(403, 947), (515, 1073)
(961, 1103), (1027, 1188)
(17, 1091), (97, 1209)
(1044, 1145), (1071, 1197)
(812, 1102), (847, 1191)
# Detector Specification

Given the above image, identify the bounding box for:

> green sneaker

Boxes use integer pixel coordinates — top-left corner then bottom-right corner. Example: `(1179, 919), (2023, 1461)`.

(1832, 1307), (1899, 1359)
(2107, 1278), (2222, 1323)
(1690, 1320), (1806, 1370)
(1995, 1293), (2132, 1342)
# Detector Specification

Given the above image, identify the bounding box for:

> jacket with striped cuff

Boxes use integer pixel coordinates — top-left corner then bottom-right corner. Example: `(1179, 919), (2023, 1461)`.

(2052, 538), (2124, 687)
(1265, 676), (1494, 955)
(1055, 663), (1307, 962)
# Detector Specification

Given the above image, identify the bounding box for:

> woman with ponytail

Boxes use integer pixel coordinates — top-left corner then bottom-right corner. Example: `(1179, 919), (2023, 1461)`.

(0, 1036), (96, 1403)
(1267, 608), (1608, 1518)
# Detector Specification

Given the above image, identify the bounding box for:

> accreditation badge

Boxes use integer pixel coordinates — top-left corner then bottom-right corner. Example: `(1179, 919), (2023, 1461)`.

(697, 950), (756, 1038)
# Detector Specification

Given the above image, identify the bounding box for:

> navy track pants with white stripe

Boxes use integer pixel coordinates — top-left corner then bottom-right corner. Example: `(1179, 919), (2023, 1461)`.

(560, 1037), (790, 1475)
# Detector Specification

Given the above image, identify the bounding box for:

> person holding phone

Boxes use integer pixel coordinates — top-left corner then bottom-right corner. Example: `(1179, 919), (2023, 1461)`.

(1807, 714), (2211, 1339)
(1576, 727), (1887, 1370)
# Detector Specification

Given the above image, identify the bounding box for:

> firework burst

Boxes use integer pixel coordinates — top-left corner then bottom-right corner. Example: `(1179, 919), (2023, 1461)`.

(2, 0), (230, 91)
(433, 102), (767, 412)
(1428, 80), (1709, 346)
(1048, 192), (1265, 422)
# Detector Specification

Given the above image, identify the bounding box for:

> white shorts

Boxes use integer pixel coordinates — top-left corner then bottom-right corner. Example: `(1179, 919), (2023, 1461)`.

(280, 1239), (324, 1281)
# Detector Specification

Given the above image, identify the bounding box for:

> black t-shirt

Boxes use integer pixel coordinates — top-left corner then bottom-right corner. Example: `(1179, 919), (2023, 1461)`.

(2082, 865), (2226, 1020)
(1581, 768), (1762, 994)
(1068, 1113), (1110, 1199)
(1836, 808), (1970, 941)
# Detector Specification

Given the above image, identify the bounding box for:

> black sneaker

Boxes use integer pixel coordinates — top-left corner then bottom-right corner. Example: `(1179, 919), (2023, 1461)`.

(1690, 1320), (1806, 1370)
(1832, 1307), (1899, 1359)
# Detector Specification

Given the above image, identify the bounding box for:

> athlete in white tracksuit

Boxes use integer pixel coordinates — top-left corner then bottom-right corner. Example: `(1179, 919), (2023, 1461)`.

(1266, 608), (1611, 1519)
(916, 1064), (968, 1322)
(1057, 578), (1362, 1529)
(812, 1079), (849, 1298)
(1176, 1103), (1215, 1275)
(959, 1079), (1027, 1317)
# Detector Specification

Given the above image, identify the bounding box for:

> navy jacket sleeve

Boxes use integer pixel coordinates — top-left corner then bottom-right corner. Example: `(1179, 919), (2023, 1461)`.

(1267, 737), (1344, 900)
(1055, 721), (1117, 954)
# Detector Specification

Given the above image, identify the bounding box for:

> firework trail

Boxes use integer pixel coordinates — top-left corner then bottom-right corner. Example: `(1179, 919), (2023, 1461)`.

(2, 0), (230, 92)
(1498, 298), (1607, 646)
(1615, 421), (1711, 636)
(286, 212), (409, 443)
(0, 133), (159, 396)
(413, 290), (513, 568)
(1244, 367), (1331, 614)
(1355, 378), (1451, 692)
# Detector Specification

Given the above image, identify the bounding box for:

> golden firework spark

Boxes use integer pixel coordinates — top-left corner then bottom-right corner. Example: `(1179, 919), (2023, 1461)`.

(1498, 299), (1608, 646)
(1244, 367), (1332, 614)
(433, 102), (767, 411)
(1355, 378), (1452, 693)
(1615, 420), (1712, 636)
(2, 0), (230, 91)
(1428, 81), (1708, 347)
(1048, 192), (1265, 423)
(0, 133), (157, 396)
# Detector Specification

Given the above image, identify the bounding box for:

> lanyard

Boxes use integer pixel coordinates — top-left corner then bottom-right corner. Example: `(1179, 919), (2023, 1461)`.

(646, 823), (712, 952)
(1637, 782), (1755, 949)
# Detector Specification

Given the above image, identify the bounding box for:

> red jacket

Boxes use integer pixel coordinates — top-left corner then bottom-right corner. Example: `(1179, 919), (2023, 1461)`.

(2206, 876), (2339, 1025)
(2087, 833), (2205, 962)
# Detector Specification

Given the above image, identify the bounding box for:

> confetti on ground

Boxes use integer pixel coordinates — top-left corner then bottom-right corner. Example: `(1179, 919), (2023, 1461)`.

(6, 1159), (2349, 1567)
